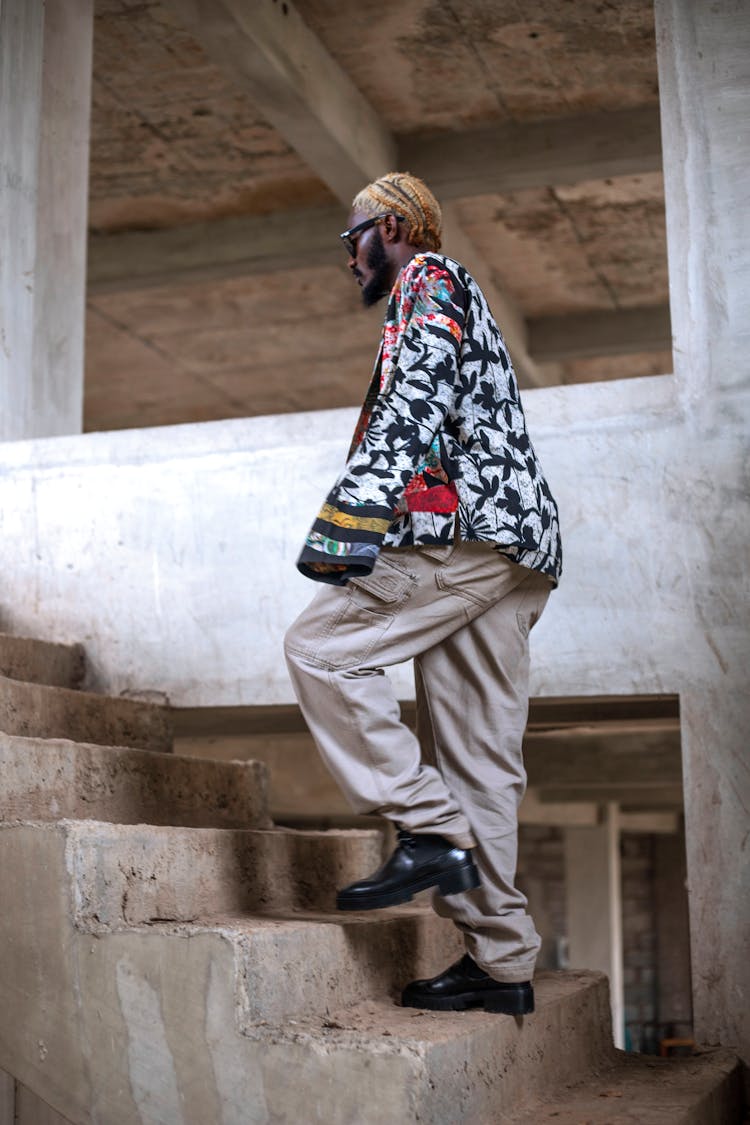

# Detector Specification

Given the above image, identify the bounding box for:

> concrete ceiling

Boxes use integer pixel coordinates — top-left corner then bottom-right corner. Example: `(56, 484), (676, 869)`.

(85, 0), (672, 432)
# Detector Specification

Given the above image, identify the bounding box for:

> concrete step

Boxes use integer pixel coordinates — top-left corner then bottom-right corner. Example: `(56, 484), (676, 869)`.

(67, 819), (386, 924)
(97, 904), (465, 1030)
(0, 675), (172, 751)
(166, 907), (466, 1026)
(509, 1046), (743, 1124)
(0, 734), (270, 828)
(238, 972), (617, 1119)
(0, 818), (619, 1124)
(62, 818), (464, 1023)
(0, 631), (85, 689)
(1, 823), (743, 1125)
(8, 820), (715, 1125)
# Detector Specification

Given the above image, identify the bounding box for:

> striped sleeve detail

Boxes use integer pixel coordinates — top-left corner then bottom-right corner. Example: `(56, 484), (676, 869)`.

(317, 502), (392, 535)
(296, 499), (395, 584)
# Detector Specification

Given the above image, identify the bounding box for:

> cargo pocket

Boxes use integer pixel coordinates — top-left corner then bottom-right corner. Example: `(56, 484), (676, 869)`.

(347, 559), (415, 614)
(320, 558), (417, 668)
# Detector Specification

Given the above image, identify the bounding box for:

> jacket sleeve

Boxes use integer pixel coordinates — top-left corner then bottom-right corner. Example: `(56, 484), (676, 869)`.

(297, 259), (465, 584)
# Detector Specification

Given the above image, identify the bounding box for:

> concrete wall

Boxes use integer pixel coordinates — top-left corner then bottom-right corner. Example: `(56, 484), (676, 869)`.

(653, 0), (750, 1062)
(0, 1069), (75, 1125)
(0, 373), (699, 708)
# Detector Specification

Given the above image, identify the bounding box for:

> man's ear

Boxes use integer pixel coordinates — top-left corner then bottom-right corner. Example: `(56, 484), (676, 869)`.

(381, 213), (402, 243)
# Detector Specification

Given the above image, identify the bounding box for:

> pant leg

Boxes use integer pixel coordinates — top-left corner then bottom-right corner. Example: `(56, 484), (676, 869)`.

(284, 544), (531, 849)
(415, 568), (552, 982)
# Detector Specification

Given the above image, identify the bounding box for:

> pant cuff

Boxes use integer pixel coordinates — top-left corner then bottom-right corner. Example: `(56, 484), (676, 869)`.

(472, 957), (536, 983)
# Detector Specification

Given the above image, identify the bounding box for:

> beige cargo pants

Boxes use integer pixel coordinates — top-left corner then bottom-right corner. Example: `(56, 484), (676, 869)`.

(284, 541), (552, 982)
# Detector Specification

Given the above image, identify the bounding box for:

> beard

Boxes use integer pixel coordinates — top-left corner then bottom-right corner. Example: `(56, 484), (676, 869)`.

(360, 228), (391, 307)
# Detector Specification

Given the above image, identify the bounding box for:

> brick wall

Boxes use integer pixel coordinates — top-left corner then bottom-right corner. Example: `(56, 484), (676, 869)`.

(620, 834), (659, 1052)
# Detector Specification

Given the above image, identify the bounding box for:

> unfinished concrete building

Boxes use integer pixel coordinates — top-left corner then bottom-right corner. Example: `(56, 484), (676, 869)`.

(0, 0), (748, 1121)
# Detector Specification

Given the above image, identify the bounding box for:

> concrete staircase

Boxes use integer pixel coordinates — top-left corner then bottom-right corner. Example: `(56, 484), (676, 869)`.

(0, 631), (743, 1124)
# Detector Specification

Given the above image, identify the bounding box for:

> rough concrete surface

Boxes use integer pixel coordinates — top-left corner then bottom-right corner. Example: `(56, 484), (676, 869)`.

(160, 908), (463, 1027)
(0, 819), (621, 1124)
(89, 0), (659, 219)
(654, 0), (750, 1066)
(81, 0), (671, 433)
(0, 633), (85, 690)
(0, 379), (687, 710)
(66, 819), (384, 924)
(12, 1079), (75, 1125)
(0, 0), (93, 443)
(0, 676), (173, 752)
(0, 734), (270, 829)
(511, 1047), (744, 1124)
(176, 729), (352, 819)
(0, 1066), (13, 1122)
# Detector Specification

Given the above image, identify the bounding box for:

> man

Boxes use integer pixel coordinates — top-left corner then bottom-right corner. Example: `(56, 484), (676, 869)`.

(284, 172), (561, 1016)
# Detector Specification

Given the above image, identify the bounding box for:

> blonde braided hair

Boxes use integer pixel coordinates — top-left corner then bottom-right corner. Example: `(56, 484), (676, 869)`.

(352, 172), (442, 251)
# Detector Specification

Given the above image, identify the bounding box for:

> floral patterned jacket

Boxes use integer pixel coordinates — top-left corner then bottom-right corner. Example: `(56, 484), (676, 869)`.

(297, 253), (562, 586)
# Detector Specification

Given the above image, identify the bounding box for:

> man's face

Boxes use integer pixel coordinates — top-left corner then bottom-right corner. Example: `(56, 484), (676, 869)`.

(345, 212), (393, 307)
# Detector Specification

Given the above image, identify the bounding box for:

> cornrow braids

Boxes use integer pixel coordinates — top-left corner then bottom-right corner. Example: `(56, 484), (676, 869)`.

(352, 172), (442, 251)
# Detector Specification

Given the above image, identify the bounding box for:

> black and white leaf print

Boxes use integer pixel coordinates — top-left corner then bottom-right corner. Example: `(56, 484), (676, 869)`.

(302, 252), (562, 585)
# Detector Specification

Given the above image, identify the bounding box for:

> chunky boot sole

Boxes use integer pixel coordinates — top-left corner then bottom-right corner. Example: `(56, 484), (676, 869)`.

(401, 986), (534, 1016)
(336, 856), (481, 911)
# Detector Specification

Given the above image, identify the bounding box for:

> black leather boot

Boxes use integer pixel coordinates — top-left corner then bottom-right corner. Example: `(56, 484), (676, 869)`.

(401, 953), (534, 1014)
(336, 830), (481, 911)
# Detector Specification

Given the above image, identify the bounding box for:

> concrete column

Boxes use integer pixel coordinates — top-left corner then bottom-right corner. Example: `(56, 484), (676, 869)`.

(655, 0), (750, 1062)
(0, 0), (93, 441)
(564, 804), (624, 1048)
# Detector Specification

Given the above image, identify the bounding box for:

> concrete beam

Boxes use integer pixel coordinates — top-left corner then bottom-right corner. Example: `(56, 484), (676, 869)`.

(87, 202), (674, 364)
(526, 719), (679, 741)
(519, 789), (599, 828)
(85, 204), (543, 387)
(524, 738), (681, 789)
(87, 206), (345, 295)
(148, 0), (549, 388)
(402, 106), (663, 200)
(619, 811), (680, 833)
(540, 786), (684, 808)
(528, 305), (672, 362)
(163, 0), (395, 204)
(526, 695), (679, 731)
(170, 696), (681, 738)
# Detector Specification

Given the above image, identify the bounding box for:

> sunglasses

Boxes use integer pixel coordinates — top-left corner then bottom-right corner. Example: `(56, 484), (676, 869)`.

(339, 214), (405, 258)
